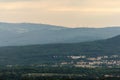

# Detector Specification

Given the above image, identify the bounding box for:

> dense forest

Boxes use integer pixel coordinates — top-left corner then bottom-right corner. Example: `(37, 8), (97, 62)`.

(0, 34), (119, 80)
(0, 66), (119, 80)
(0, 35), (120, 65)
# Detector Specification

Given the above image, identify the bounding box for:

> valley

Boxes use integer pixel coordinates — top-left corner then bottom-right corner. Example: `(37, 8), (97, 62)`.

(0, 23), (120, 80)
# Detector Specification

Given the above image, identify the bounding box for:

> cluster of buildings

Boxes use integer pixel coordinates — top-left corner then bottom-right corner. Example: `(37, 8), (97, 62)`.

(60, 55), (120, 68)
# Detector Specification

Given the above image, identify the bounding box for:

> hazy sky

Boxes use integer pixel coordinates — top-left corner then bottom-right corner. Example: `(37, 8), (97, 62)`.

(0, 0), (120, 27)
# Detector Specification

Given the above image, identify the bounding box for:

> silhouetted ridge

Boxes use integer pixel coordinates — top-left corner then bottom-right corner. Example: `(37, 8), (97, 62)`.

(101, 35), (120, 45)
(107, 35), (120, 41)
(0, 28), (119, 65)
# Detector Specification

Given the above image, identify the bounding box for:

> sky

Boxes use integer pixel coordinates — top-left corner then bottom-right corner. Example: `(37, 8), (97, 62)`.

(0, 0), (120, 28)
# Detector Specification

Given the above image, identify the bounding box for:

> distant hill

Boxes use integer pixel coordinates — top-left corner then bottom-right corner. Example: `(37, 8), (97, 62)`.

(0, 35), (120, 65)
(0, 22), (120, 46)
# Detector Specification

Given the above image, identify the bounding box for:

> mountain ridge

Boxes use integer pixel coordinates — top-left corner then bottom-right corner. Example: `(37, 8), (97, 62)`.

(0, 34), (119, 65)
(0, 22), (120, 46)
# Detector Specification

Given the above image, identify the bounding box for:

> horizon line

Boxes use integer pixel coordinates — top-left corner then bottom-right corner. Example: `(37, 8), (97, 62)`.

(0, 21), (120, 28)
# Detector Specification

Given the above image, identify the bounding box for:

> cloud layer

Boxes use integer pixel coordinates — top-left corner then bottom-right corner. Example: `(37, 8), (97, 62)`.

(0, 0), (120, 27)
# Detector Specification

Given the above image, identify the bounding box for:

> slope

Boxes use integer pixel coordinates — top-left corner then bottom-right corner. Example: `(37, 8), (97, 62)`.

(0, 35), (120, 65)
(0, 22), (120, 46)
